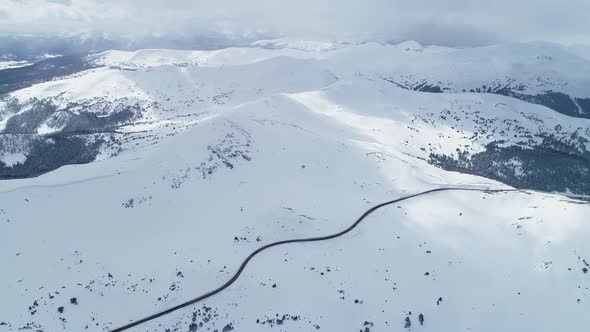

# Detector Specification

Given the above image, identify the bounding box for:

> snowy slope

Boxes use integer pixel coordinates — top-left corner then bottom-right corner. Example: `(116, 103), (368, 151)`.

(3, 41), (589, 193)
(363, 41), (590, 118)
(567, 44), (590, 62)
(363, 42), (590, 95)
(0, 60), (32, 70)
(1, 41), (590, 332)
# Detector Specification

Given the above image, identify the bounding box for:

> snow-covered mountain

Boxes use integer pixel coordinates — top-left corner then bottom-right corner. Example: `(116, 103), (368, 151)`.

(1, 41), (590, 332)
(374, 41), (590, 119)
(2, 40), (590, 194)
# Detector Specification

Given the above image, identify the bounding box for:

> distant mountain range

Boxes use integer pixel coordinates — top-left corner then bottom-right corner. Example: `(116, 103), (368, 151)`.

(2, 39), (590, 195)
(0, 34), (263, 63)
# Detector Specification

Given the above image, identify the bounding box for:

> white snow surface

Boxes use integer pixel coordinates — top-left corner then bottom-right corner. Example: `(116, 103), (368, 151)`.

(90, 41), (590, 97)
(0, 60), (32, 70)
(0, 54), (61, 71)
(1, 41), (590, 332)
(0, 152), (26, 167)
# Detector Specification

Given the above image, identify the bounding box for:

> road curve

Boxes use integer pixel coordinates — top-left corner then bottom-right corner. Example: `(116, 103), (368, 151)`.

(110, 187), (518, 332)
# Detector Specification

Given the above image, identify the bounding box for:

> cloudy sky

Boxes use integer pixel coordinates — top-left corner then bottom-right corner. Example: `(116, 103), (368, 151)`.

(0, 0), (589, 46)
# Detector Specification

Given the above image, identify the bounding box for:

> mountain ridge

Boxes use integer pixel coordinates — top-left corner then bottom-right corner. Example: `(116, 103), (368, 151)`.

(1, 40), (590, 332)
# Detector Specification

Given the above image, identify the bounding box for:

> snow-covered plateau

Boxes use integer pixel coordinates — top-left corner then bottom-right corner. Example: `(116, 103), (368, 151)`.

(1, 40), (589, 332)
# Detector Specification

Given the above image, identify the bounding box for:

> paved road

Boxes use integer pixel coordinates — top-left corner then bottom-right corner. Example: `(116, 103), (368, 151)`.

(110, 187), (518, 332)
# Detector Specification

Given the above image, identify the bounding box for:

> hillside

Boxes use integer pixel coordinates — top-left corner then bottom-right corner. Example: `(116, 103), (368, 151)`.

(1, 41), (590, 332)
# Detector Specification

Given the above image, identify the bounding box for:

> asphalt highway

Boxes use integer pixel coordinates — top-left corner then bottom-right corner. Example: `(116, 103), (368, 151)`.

(110, 187), (518, 332)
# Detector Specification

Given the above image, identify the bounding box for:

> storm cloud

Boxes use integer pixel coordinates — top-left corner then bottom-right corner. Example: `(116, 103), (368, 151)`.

(0, 0), (588, 46)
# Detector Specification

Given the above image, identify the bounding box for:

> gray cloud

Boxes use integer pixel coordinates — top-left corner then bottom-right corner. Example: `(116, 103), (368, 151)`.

(0, 0), (589, 46)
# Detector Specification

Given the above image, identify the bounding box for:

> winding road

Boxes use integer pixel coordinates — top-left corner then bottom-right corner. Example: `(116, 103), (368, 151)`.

(110, 187), (518, 332)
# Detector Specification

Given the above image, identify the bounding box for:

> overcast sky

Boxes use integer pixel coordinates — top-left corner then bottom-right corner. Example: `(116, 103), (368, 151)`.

(1, 0), (589, 46)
